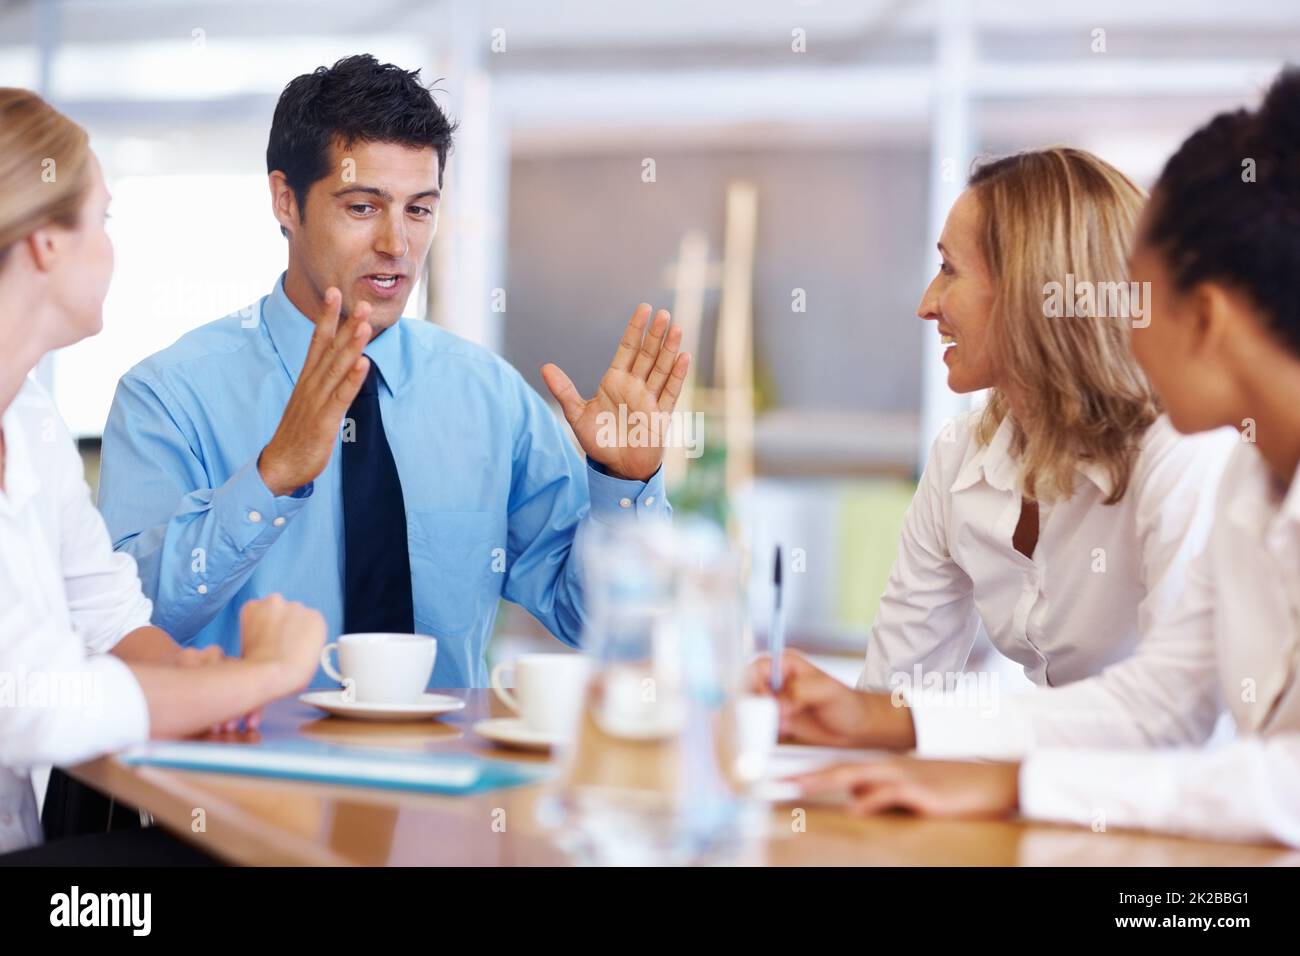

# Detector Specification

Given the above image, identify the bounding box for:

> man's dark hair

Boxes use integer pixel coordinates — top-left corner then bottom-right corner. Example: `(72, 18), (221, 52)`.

(267, 54), (457, 230)
(1146, 66), (1300, 353)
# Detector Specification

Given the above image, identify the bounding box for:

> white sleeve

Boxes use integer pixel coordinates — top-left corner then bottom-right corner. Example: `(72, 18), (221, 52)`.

(0, 597), (150, 771)
(1130, 425), (1237, 636)
(859, 429), (980, 691)
(911, 548), (1220, 757)
(1019, 735), (1300, 848)
(54, 406), (153, 653)
(908, 427), (1233, 758)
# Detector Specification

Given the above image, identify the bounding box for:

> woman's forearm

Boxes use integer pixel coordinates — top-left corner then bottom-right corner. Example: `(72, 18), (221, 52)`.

(126, 658), (290, 738)
(110, 625), (185, 665)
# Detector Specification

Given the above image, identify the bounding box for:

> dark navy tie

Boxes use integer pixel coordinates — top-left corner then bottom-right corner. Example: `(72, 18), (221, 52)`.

(342, 363), (415, 634)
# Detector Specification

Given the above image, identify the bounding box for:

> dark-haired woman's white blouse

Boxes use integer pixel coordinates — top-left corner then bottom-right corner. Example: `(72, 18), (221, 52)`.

(1020, 440), (1300, 847)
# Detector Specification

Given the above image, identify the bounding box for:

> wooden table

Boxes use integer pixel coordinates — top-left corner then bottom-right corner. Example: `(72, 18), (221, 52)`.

(68, 690), (1300, 866)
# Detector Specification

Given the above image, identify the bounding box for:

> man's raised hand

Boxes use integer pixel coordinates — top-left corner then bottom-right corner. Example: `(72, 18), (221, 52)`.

(258, 287), (371, 496)
(541, 303), (690, 482)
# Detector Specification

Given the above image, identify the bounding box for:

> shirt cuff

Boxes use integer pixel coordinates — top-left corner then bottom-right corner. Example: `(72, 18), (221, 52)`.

(1020, 742), (1300, 846)
(1018, 748), (1162, 831)
(585, 458), (669, 524)
(90, 654), (152, 750)
(81, 554), (155, 656)
(33, 655), (152, 768)
(907, 684), (1035, 759)
(212, 456), (313, 552)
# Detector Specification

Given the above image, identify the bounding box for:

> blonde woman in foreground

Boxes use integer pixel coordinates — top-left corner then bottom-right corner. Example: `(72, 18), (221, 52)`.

(0, 88), (326, 861)
(754, 146), (1237, 759)
(790, 67), (1300, 848)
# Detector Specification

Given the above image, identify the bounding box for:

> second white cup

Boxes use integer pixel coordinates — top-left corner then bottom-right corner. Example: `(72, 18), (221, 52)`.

(490, 653), (591, 737)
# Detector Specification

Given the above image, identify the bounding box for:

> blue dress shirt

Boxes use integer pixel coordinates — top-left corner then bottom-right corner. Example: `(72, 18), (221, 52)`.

(98, 274), (668, 687)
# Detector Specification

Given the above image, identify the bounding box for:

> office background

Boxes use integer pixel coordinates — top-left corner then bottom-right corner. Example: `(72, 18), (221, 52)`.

(1, 0), (1296, 677)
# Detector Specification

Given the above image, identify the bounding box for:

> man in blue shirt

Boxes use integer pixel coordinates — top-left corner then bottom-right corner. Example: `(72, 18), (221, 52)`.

(97, 54), (690, 688)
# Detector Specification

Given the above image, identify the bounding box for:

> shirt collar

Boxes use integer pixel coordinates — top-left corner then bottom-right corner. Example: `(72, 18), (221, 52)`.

(949, 411), (1117, 499)
(1226, 442), (1300, 535)
(261, 272), (415, 397)
(0, 380), (45, 514)
(1075, 458), (1116, 498)
(1281, 461), (1300, 528)
(950, 413), (1019, 494)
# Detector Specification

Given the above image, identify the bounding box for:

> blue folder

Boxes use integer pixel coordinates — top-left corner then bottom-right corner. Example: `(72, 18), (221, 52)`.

(121, 738), (550, 796)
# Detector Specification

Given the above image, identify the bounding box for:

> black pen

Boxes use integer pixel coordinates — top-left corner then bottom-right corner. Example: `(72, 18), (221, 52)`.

(770, 544), (785, 691)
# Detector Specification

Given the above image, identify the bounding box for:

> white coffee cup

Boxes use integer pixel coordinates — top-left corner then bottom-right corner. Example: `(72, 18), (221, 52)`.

(319, 633), (437, 705)
(490, 653), (591, 737)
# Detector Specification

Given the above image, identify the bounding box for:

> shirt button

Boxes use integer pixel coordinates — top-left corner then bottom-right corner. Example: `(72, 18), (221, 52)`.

(644, 496), (655, 506)
(619, 497), (632, 509)
(248, 510), (262, 523)
(272, 516), (286, 527)
(197, 584), (208, 595)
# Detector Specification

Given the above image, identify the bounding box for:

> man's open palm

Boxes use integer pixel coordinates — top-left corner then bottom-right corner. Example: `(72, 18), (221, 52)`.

(541, 304), (690, 482)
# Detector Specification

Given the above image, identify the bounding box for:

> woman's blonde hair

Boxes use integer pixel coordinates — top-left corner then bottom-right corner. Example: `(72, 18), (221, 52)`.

(0, 88), (90, 268)
(969, 147), (1158, 504)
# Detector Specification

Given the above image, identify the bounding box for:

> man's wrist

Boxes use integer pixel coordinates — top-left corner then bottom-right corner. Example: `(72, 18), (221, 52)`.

(588, 456), (659, 483)
(257, 446), (295, 498)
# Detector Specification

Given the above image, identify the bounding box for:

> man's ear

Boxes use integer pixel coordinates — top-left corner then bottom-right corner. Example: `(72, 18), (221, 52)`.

(269, 171), (300, 237)
(23, 226), (60, 273)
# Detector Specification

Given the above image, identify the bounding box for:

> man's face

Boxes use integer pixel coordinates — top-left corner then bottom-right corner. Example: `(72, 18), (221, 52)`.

(282, 137), (441, 333)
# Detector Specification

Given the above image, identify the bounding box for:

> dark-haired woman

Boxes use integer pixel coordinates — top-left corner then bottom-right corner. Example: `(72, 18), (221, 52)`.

(789, 67), (1300, 847)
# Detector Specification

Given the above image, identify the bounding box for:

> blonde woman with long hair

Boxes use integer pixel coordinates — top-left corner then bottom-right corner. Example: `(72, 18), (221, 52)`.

(753, 147), (1237, 759)
(0, 88), (326, 861)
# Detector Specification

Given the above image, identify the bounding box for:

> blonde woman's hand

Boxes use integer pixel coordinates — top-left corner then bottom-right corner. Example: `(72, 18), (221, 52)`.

(747, 650), (917, 750)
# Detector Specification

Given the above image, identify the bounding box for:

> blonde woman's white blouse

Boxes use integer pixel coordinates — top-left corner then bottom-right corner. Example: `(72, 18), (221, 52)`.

(1020, 441), (1300, 847)
(0, 378), (151, 853)
(858, 410), (1239, 757)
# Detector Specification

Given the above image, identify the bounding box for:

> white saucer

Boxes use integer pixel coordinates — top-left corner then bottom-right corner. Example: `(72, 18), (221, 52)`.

(473, 717), (565, 752)
(299, 691), (466, 722)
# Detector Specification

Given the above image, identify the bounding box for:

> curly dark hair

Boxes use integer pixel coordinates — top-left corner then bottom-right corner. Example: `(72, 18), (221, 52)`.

(1144, 67), (1300, 352)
